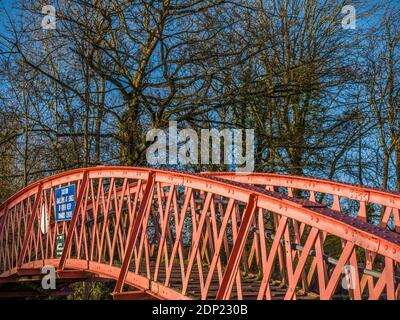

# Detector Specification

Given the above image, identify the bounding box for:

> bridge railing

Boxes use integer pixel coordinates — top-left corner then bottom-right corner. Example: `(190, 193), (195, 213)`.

(205, 173), (400, 231)
(0, 167), (399, 299)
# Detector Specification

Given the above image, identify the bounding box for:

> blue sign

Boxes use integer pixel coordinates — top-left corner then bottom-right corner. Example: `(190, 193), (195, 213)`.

(55, 185), (76, 222)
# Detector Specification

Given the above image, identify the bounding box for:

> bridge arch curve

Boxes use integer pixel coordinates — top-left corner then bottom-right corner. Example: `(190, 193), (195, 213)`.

(1, 167), (399, 300)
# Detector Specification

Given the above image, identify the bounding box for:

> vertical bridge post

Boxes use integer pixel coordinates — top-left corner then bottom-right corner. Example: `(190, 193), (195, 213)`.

(0, 205), (8, 273)
(17, 184), (43, 268)
(0, 205), (7, 242)
(216, 194), (257, 300)
(113, 172), (155, 295)
(59, 171), (89, 270)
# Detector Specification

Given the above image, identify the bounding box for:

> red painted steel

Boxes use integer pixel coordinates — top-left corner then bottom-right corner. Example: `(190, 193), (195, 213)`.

(205, 172), (400, 229)
(0, 167), (400, 300)
(216, 194), (257, 299)
(59, 172), (89, 270)
(16, 183), (43, 268)
(114, 172), (155, 294)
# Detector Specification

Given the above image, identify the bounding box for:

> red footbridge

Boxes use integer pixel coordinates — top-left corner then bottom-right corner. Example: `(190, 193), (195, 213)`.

(0, 166), (400, 300)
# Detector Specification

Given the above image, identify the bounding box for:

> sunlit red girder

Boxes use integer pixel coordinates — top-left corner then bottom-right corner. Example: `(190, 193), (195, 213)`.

(0, 166), (399, 300)
(205, 172), (400, 229)
(204, 172), (400, 296)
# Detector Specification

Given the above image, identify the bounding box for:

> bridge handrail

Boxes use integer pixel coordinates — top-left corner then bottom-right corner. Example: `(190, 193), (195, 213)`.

(1, 166), (400, 299)
(204, 172), (400, 230)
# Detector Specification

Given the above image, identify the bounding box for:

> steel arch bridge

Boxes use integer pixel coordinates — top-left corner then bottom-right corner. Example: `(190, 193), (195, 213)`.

(1, 166), (400, 300)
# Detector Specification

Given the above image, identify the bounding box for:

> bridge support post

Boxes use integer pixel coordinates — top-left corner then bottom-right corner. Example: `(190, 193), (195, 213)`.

(0, 206), (7, 272)
(0, 206), (7, 242)
(113, 172), (155, 295)
(216, 194), (257, 300)
(17, 184), (43, 268)
(59, 171), (89, 270)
